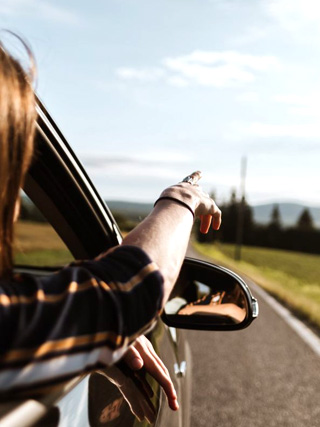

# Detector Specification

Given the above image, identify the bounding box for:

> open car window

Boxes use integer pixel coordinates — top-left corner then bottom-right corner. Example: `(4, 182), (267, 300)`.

(17, 100), (122, 272)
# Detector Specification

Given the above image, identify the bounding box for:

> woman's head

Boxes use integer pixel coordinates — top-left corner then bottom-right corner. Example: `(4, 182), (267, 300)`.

(0, 35), (37, 277)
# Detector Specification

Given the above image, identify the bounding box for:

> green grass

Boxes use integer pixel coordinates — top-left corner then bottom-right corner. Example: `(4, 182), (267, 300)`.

(15, 249), (73, 267)
(14, 221), (73, 267)
(193, 241), (320, 329)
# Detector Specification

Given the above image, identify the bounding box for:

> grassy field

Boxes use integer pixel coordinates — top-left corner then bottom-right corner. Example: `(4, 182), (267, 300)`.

(193, 241), (320, 329)
(14, 221), (73, 267)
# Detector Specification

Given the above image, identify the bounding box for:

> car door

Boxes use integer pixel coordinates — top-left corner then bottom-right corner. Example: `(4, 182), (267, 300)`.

(0, 101), (190, 427)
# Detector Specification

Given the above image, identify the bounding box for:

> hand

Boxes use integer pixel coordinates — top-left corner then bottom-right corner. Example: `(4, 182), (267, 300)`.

(158, 171), (222, 234)
(123, 335), (179, 411)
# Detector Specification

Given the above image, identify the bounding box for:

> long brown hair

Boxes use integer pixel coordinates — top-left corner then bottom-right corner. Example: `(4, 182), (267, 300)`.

(0, 34), (37, 278)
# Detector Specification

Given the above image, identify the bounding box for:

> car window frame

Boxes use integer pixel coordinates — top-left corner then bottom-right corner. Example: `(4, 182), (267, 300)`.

(20, 98), (122, 267)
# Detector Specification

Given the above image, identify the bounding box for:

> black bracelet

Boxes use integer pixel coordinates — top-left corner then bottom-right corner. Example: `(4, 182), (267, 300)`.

(154, 196), (195, 218)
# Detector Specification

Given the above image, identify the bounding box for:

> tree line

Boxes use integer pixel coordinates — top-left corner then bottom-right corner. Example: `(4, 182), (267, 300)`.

(196, 190), (320, 255)
(20, 193), (320, 254)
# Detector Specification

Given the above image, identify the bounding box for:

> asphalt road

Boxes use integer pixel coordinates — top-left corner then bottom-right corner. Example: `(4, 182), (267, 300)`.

(186, 248), (320, 427)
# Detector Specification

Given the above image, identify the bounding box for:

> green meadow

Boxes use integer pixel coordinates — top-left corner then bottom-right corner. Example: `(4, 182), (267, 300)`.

(193, 242), (320, 329)
(14, 221), (73, 267)
(13, 221), (320, 329)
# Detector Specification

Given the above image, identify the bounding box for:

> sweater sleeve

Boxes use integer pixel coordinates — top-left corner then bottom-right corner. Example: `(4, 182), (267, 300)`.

(0, 245), (164, 394)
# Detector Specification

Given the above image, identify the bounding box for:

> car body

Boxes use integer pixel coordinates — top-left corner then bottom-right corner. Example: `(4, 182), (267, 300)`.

(0, 101), (258, 427)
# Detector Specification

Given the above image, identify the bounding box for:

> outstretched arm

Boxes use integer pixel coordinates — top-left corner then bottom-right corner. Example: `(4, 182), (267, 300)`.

(123, 177), (221, 303)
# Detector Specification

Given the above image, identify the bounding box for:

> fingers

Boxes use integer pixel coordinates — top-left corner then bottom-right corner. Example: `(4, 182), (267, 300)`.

(181, 170), (202, 185)
(123, 336), (179, 411)
(133, 336), (179, 411)
(199, 200), (221, 233)
(141, 337), (169, 374)
(123, 345), (144, 370)
(212, 207), (222, 230)
(181, 175), (221, 230)
(200, 214), (212, 234)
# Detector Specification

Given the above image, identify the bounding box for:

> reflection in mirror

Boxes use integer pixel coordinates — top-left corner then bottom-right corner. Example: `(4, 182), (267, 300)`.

(164, 259), (249, 328)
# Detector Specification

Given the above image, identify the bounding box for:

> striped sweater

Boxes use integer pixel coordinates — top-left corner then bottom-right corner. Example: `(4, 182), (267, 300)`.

(0, 245), (164, 394)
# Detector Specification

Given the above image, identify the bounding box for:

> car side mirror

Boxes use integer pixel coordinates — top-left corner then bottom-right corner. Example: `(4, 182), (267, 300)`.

(162, 257), (259, 331)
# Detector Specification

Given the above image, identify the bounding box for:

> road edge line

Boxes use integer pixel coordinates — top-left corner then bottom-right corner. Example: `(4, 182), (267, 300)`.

(250, 282), (320, 357)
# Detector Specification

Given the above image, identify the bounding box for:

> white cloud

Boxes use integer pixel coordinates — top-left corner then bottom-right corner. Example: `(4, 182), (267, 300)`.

(82, 150), (192, 170)
(0, 0), (79, 25)
(267, 0), (320, 41)
(268, 0), (320, 29)
(137, 150), (191, 164)
(233, 121), (320, 139)
(166, 51), (279, 71)
(87, 163), (179, 181)
(116, 50), (281, 88)
(163, 51), (280, 88)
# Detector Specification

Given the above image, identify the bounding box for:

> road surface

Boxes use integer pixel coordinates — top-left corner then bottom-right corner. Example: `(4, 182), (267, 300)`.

(186, 247), (320, 427)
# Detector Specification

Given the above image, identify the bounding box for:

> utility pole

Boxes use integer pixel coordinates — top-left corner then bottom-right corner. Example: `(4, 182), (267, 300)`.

(235, 156), (247, 261)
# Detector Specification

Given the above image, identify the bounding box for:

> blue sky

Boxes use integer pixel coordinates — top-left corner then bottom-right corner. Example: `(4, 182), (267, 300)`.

(1, 0), (320, 206)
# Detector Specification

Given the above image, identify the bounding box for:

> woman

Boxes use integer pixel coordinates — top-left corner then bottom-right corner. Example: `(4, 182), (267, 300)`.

(0, 37), (221, 411)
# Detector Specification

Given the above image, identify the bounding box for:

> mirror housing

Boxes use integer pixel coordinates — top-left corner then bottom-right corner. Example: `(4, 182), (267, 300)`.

(162, 257), (259, 331)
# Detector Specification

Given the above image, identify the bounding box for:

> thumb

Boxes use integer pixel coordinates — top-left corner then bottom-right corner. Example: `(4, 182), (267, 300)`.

(123, 345), (144, 370)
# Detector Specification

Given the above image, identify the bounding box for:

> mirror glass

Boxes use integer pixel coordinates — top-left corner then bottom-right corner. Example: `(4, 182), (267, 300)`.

(164, 259), (249, 328)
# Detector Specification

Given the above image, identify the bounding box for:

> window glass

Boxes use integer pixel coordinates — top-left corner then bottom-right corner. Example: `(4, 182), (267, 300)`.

(14, 192), (73, 267)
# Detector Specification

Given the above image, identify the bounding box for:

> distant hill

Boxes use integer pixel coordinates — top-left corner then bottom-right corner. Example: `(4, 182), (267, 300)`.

(106, 200), (320, 228)
(106, 200), (153, 222)
(252, 203), (320, 228)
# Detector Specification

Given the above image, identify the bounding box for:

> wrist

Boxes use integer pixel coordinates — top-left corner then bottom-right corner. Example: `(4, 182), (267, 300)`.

(154, 196), (195, 219)
(156, 184), (198, 215)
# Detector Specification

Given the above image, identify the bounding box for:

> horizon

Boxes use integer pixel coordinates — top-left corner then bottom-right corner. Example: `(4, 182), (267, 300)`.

(105, 198), (320, 228)
(105, 198), (320, 208)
